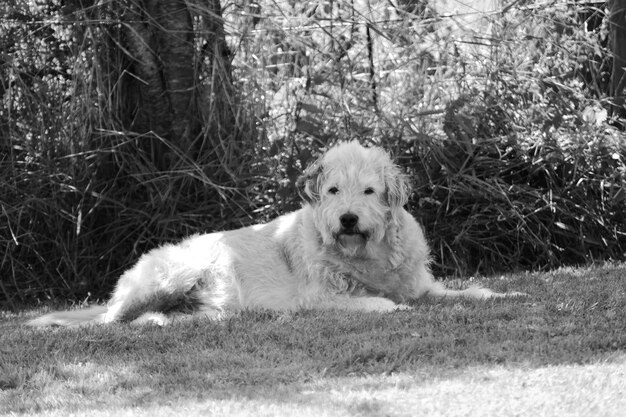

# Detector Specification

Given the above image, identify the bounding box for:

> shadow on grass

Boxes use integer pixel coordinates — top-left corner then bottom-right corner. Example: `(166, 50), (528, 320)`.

(1, 263), (625, 414)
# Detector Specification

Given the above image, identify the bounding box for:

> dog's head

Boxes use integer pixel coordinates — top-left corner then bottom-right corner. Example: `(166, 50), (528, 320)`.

(297, 141), (411, 256)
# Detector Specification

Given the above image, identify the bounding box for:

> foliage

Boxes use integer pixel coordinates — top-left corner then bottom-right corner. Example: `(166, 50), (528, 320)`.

(1, 0), (625, 306)
(231, 0), (626, 276)
(0, 0), (262, 307)
(413, 95), (625, 275)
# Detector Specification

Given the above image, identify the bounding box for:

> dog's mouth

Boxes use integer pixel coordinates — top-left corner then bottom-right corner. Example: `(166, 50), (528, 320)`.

(335, 230), (369, 248)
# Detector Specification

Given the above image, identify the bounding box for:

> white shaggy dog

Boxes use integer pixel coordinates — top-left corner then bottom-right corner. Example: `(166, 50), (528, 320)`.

(28, 141), (520, 326)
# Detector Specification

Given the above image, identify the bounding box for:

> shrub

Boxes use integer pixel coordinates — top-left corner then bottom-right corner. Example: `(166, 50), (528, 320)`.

(1, 0), (625, 308)
(408, 94), (626, 276)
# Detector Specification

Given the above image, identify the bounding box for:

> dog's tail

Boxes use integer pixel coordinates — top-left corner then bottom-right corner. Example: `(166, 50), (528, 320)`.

(426, 282), (526, 299)
(27, 305), (108, 327)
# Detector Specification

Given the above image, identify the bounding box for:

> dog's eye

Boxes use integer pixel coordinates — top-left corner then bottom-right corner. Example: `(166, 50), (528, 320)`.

(328, 187), (339, 195)
(364, 187), (375, 195)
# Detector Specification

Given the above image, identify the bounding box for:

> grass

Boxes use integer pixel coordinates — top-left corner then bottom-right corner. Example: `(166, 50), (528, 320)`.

(1, 263), (625, 416)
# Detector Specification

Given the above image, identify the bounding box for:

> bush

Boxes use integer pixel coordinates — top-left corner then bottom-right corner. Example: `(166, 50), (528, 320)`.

(408, 94), (626, 276)
(1, 0), (625, 308)
(1, 134), (265, 307)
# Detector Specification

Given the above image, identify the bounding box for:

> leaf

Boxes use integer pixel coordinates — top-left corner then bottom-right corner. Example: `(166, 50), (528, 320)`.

(555, 221), (573, 231)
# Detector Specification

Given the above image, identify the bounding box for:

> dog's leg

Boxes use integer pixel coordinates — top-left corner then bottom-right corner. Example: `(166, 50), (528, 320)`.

(319, 296), (408, 312)
(103, 252), (198, 323)
(102, 258), (156, 323)
(27, 305), (108, 327)
(130, 306), (227, 326)
(103, 248), (235, 324)
(424, 280), (527, 299)
(27, 253), (169, 326)
(399, 263), (526, 300)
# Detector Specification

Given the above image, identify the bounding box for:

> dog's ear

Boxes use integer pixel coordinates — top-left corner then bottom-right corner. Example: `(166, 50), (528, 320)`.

(384, 164), (411, 211)
(297, 157), (324, 204)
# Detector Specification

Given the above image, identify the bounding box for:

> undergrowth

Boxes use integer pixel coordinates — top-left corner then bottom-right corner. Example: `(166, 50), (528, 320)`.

(1, 1), (625, 307)
(410, 93), (626, 276)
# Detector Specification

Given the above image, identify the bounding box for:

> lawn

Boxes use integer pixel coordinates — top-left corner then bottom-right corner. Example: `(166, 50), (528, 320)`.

(1, 264), (625, 416)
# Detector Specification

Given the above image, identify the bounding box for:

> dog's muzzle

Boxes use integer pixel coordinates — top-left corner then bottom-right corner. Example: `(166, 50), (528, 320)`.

(335, 213), (369, 248)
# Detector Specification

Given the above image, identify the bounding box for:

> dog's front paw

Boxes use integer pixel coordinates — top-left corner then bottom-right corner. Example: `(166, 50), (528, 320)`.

(131, 312), (170, 326)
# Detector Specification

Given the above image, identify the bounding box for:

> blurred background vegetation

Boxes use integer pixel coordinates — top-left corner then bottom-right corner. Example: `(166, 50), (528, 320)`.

(1, 0), (625, 308)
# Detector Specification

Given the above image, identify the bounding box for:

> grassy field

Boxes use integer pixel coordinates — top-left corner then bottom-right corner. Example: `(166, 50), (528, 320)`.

(1, 264), (625, 416)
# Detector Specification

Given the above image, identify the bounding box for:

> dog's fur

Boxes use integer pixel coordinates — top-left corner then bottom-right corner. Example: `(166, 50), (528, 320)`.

(28, 141), (521, 327)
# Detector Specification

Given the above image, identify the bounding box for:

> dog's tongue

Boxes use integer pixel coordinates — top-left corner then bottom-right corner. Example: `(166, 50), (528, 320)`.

(338, 233), (366, 248)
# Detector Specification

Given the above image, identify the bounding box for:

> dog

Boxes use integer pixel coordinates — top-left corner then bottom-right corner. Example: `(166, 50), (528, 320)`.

(28, 141), (522, 326)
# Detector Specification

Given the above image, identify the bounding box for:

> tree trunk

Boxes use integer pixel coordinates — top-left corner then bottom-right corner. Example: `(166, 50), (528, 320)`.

(195, 0), (238, 159)
(609, 0), (626, 120)
(121, 0), (204, 168)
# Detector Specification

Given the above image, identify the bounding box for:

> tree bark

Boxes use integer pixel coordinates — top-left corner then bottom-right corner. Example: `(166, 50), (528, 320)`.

(196, 0), (237, 158)
(122, 0), (199, 167)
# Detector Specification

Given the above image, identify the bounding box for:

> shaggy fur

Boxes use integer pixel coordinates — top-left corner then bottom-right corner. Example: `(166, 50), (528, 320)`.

(28, 141), (522, 327)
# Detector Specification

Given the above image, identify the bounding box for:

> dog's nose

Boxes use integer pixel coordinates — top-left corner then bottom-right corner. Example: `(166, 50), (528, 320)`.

(340, 213), (359, 229)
